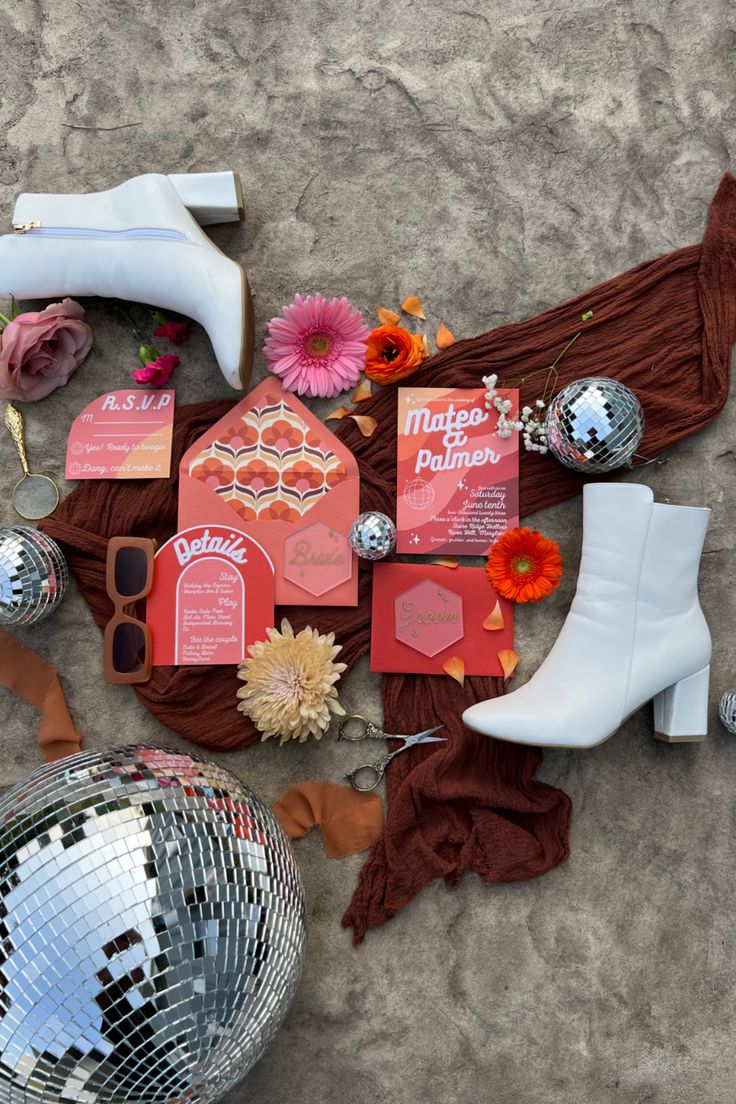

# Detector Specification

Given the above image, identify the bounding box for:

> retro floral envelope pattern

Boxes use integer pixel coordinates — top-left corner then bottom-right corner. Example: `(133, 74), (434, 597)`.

(178, 377), (359, 607)
(188, 397), (348, 523)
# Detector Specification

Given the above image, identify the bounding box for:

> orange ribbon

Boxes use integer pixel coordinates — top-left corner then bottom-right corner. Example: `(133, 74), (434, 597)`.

(0, 629), (82, 762)
(273, 781), (384, 859)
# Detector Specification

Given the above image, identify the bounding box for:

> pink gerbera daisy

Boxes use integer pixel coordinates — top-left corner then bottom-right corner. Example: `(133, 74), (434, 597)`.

(263, 293), (370, 399)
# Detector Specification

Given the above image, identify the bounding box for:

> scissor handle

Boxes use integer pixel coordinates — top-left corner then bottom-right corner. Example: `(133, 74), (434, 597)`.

(345, 755), (390, 791)
(345, 748), (404, 791)
(338, 715), (384, 742)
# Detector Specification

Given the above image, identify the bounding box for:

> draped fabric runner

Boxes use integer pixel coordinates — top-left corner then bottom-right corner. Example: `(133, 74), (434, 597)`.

(42, 174), (736, 943)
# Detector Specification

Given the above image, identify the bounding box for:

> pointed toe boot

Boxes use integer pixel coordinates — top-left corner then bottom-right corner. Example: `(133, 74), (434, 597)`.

(0, 171), (254, 389)
(463, 483), (712, 748)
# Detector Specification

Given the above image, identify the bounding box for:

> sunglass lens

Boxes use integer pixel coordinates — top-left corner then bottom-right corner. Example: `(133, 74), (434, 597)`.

(112, 622), (147, 674)
(115, 547), (149, 597)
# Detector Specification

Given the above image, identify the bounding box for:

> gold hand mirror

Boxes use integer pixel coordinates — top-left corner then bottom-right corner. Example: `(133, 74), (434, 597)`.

(4, 402), (60, 519)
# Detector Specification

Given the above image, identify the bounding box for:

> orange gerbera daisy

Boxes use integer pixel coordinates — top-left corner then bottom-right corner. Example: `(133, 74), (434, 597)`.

(485, 527), (563, 603)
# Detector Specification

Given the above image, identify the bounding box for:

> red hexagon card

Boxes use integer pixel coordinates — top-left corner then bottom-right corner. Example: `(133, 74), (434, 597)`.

(370, 562), (514, 676)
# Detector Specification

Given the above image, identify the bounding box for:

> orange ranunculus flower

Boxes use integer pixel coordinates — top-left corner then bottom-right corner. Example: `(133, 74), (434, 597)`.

(364, 324), (427, 384)
(486, 527), (563, 603)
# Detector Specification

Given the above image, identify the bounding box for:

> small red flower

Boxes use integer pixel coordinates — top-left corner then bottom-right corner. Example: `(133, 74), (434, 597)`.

(153, 321), (190, 345)
(132, 354), (180, 388)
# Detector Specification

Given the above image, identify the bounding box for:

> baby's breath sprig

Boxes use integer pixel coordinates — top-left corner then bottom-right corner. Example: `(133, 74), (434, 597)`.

(482, 310), (594, 453)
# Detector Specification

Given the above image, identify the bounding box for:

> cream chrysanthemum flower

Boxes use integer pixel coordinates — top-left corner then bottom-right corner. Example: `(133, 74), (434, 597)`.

(236, 619), (347, 744)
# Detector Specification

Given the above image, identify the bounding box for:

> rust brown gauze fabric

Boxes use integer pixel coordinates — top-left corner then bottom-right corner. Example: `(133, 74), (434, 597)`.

(42, 173), (736, 944)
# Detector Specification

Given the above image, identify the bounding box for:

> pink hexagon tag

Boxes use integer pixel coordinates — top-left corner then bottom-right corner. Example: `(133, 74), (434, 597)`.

(284, 522), (354, 597)
(394, 579), (464, 657)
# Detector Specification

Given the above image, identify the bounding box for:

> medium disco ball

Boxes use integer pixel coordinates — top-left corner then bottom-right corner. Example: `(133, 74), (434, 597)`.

(349, 511), (396, 560)
(0, 746), (307, 1103)
(544, 376), (644, 473)
(0, 525), (68, 625)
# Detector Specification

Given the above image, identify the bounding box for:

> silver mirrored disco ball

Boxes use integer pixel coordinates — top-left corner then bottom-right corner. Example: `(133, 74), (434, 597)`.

(0, 525), (68, 625)
(719, 691), (736, 734)
(0, 746), (306, 1103)
(544, 376), (644, 473)
(349, 511), (396, 560)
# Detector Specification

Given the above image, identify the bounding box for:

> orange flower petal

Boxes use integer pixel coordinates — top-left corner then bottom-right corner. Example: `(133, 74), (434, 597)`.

(349, 414), (378, 438)
(430, 556), (459, 568)
(435, 322), (456, 349)
(442, 655), (465, 686)
(326, 405), (352, 421)
(376, 305), (401, 326)
(401, 295), (425, 319)
(498, 649), (520, 680)
(419, 333), (430, 358)
(483, 600), (505, 631)
(352, 378), (373, 403)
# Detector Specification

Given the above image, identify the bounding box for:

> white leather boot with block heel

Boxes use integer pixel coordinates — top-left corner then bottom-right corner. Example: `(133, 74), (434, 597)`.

(0, 172), (253, 389)
(463, 483), (712, 748)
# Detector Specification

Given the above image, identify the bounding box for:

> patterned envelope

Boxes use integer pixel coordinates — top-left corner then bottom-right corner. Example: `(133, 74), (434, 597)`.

(179, 377), (359, 606)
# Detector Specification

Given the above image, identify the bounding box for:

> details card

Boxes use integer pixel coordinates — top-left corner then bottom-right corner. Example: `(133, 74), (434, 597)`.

(370, 562), (514, 677)
(145, 524), (275, 666)
(396, 386), (519, 555)
(66, 390), (175, 480)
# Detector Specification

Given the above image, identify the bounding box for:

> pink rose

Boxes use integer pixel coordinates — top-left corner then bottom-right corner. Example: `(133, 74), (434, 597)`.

(153, 320), (189, 345)
(132, 354), (180, 387)
(0, 298), (93, 401)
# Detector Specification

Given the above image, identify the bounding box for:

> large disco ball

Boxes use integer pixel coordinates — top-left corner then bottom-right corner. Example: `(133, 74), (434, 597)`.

(0, 746), (306, 1103)
(544, 376), (644, 473)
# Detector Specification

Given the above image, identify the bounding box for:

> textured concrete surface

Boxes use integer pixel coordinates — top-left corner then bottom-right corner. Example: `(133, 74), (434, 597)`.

(1, 1), (735, 1101)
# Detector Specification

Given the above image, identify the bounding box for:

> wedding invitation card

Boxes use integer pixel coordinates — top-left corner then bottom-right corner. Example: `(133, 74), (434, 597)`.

(396, 386), (519, 555)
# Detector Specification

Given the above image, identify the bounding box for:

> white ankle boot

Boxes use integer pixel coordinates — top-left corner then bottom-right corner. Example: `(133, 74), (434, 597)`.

(0, 172), (253, 389)
(463, 483), (712, 748)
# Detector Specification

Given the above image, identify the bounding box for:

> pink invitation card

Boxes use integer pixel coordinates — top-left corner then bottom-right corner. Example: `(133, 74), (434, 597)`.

(66, 390), (174, 479)
(396, 386), (519, 555)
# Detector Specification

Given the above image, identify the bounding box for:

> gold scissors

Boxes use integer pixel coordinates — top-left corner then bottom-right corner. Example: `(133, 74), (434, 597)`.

(338, 715), (446, 791)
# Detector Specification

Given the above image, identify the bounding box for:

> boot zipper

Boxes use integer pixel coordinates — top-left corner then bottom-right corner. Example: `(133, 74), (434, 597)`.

(11, 221), (187, 241)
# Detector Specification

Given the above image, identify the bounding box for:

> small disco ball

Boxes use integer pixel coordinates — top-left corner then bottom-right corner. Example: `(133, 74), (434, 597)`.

(402, 478), (435, 511)
(544, 377), (644, 473)
(0, 525), (68, 625)
(719, 691), (736, 734)
(0, 746), (307, 1103)
(349, 510), (396, 560)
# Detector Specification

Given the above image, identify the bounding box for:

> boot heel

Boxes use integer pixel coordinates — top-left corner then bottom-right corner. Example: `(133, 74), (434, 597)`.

(653, 665), (710, 743)
(167, 171), (245, 225)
